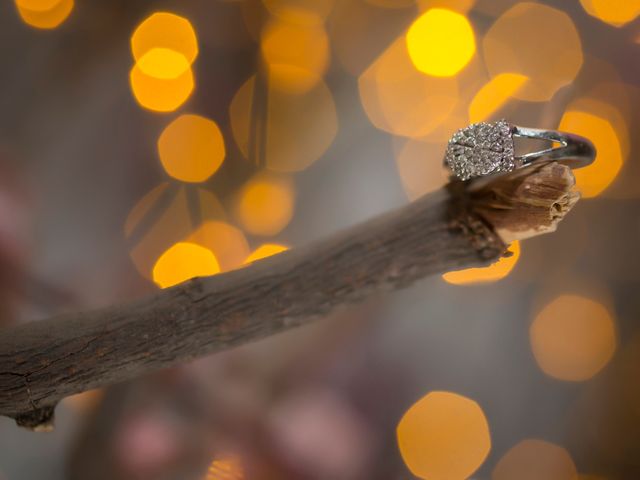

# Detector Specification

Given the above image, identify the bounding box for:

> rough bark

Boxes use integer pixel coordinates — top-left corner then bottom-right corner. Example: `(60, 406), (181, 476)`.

(0, 162), (577, 429)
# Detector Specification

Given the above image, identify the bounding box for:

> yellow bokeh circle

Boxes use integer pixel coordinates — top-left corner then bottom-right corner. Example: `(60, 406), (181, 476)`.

(406, 8), (476, 77)
(131, 12), (198, 68)
(229, 67), (338, 171)
(443, 241), (520, 285)
(157, 114), (226, 183)
(358, 38), (459, 138)
(152, 242), (220, 288)
(492, 439), (577, 480)
(559, 110), (623, 198)
(244, 244), (289, 264)
(234, 174), (295, 236)
(530, 294), (617, 381)
(15, 0), (73, 29)
(188, 221), (250, 272)
(579, 0), (640, 27)
(261, 18), (330, 87)
(483, 3), (583, 101)
(137, 48), (192, 80)
(397, 391), (491, 479)
(16, 0), (61, 11)
(129, 64), (195, 113)
(468, 73), (528, 123)
(262, 0), (335, 26)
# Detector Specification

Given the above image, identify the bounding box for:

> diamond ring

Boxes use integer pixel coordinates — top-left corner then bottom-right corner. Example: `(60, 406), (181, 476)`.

(444, 120), (596, 181)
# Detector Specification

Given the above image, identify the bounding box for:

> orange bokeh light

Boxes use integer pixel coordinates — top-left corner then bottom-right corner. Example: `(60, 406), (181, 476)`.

(395, 139), (449, 201)
(262, 0), (334, 26)
(397, 391), (491, 480)
(15, 0), (60, 10)
(157, 114), (226, 183)
(261, 16), (329, 91)
(129, 63), (194, 113)
(406, 8), (476, 77)
(206, 455), (244, 480)
(559, 110), (623, 198)
(483, 3), (582, 101)
(188, 221), (250, 272)
(359, 37), (458, 138)
(468, 73), (528, 123)
(64, 389), (103, 414)
(152, 242), (220, 288)
(15, 0), (73, 29)
(229, 67), (337, 171)
(125, 183), (226, 280)
(131, 12), (198, 68)
(417, 0), (476, 13)
(136, 48), (191, 80)
(443, 241), (520, 285)
(365, 0), (415, 7)
(492, 439), (577, 480)
(244, 243), (289, 264)
(530, 294), (617, 382)
(579, 0), (640, 26)
(234, 173), (295, 236)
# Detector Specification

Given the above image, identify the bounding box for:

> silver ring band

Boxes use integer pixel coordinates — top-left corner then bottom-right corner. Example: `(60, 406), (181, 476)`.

(444, 120), (596, 181)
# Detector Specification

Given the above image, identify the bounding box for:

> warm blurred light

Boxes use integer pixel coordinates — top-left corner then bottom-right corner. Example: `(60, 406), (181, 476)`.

(152, 242), (220, 288)
(129, 64), (194, 112)
(530, 294), (617, 382)
(359, 38), (458, 137)
(468, 73), (528, 123)
(229, 67), (337, 171)
(15, 0), (73, 29)
(261, 16), (329, 91)
(329, 0), (392, 76)
(137, 48), (191, 80)
(576, 89), (637, 199)
(575, 94), (630, 165)
(64, 389), (103, 414)
(483, 3), (582, 101)
(395, 139), (449, 201)
(157, 114), (225, 183)
(206, 455), (244, 480)
(492, 439), (577, 480)
(397, 391), (491, 480)
(262, 0), (335, 26)
(406, 9), (475, 77)
(559, 110), (622, 198)
(131, 12), (198, 67)
(234, 173), (294, 236)
(15, 0), (60, 10)
(416, 107), (470, 143)
(125, 183), (226, 280)
(188, 221), (250, 272)
(244, 243), (289, 264)
(443, 241), (520, 285)
(365, 0), (415, 7)
(579, 0), (640, 26)
(125, 183), (172, 238)
(417, 0), (476, 13)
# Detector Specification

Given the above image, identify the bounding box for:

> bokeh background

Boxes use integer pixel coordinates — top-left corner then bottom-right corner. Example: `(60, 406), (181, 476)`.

(0, 0), (639, 479)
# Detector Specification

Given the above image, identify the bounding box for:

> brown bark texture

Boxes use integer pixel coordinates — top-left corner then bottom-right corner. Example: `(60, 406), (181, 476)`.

(0, 162), (578, 429)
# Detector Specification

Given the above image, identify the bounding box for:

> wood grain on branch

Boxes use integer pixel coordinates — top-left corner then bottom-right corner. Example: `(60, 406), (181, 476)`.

(0, 162), (577, 429)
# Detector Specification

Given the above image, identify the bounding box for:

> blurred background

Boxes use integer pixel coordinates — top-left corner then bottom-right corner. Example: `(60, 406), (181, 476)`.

(0, 0), (638, 478)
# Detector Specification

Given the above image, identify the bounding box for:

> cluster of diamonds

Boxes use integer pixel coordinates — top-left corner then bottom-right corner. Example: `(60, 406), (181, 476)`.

(444, 120), (516, 181)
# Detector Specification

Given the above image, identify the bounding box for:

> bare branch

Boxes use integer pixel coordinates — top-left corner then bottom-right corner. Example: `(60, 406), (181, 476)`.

(0, 162), (576, 429)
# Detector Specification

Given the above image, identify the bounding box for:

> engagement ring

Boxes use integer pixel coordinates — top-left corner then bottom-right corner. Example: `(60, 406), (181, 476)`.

(444, 119), (595, 181)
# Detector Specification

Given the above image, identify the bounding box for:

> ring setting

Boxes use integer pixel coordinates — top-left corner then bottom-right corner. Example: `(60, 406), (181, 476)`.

(444, 119), (596, 181)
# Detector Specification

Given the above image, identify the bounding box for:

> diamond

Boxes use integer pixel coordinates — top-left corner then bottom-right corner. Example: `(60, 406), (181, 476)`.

(444, 120), (515, 180)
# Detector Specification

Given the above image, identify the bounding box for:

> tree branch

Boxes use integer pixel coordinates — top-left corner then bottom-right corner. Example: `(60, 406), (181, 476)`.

(0, 162), (577, 429)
